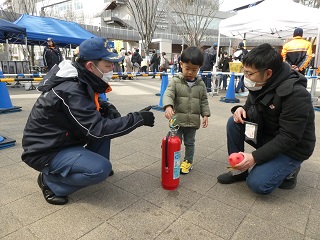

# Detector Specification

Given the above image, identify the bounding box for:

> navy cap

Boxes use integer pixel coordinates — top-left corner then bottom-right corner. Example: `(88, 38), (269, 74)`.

(293, 28), (303, 37)
(78, 37), (124, 62)
(239, 42), (244, 47)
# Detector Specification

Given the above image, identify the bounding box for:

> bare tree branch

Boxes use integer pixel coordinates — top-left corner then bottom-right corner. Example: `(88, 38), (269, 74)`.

(122, 0), (167, 61)
(168, 0), (220, 47)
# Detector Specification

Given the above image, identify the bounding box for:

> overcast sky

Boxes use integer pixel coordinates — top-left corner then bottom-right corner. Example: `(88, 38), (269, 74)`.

(219, 0), (260, 11)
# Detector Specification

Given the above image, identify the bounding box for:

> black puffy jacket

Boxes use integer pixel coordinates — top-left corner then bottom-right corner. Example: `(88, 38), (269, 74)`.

(233, 63), (315, 164)
(200, 47), (216, 71)
(22, 61), (144, 171)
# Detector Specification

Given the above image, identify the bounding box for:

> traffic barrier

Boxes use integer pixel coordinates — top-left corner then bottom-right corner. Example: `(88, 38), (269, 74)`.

(111, 71), (165, 79)
(0, 135), (16, 150)
(220, 72), (240, 103)
(0, 82), (22, 113)
(152, 73), (168, 111)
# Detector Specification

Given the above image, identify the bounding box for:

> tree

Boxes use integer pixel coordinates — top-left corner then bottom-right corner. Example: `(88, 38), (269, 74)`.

(0, 0), (40, 62)
(168, 0), (220, 47)
(122, 0), (167, 61)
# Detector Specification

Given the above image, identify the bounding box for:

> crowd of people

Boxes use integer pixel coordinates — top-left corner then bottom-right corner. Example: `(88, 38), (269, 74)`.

(25, 29), (317, 205)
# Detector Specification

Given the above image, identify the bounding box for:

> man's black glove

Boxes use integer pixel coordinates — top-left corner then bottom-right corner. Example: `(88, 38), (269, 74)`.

(139, 111), (155, 127)
(99, 101), (121, 119)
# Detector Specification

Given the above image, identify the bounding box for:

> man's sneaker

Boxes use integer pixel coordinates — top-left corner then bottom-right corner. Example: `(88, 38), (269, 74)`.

(279, 166), (301, 189)
(217, 170), (248, 184)
(180, 160), (193, 174)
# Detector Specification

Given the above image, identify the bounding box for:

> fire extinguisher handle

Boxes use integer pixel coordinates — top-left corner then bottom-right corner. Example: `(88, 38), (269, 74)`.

(165, 131), (170, 168)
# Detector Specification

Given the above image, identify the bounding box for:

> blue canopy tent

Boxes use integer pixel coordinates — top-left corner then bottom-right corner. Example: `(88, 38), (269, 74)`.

(0, 18), (27, 66)
(0, 18), (26, 41)
(0, 18), (26, 49)
(13, 14), (98, 47)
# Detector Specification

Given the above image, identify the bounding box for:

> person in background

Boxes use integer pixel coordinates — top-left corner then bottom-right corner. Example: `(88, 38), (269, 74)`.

(163, 46), (210, 174)
(150, 49), (159, 78)
(281, 28), (312, 75)
(177, 51), (182, 73)
(218, 51), (232, 90)
(234, 42), (248, 93)
(43, 38), (63, 72)
(123, 52), (133, 80)
(217, 43), (315, 194)
(159, 52), (170, 80)
(120, 47), (126, 73)
(73, 46), (80, 62)
(112, 49), (122, 74)
(200, 43), (217, 93)
(22, 37), (155, 205)
(131, 48), (143, 72)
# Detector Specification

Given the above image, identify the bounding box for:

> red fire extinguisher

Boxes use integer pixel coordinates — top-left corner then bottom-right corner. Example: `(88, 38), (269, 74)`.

(161, 118), (181, 190)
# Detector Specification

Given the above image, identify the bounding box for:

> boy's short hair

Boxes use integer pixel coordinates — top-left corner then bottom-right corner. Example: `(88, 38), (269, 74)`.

(180, 47), (204, 66)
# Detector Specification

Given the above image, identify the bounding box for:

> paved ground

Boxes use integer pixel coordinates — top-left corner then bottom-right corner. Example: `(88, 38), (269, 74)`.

(1, 76), (320, 240)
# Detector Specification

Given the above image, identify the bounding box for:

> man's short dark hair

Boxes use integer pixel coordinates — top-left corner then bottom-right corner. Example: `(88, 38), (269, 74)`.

(242, 43), (282, 73)
(180, 47), (204, 66)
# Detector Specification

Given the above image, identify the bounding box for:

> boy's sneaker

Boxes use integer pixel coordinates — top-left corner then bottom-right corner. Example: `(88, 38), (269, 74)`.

(180, 160), (193, 174)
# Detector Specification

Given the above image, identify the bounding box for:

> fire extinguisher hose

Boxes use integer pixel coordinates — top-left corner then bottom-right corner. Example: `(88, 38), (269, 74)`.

(165, 131), (170, 170)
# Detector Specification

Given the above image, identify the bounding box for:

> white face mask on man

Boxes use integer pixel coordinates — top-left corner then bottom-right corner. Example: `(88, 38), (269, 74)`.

(243, 77), (267, 91)
(93, 64), (113, 83)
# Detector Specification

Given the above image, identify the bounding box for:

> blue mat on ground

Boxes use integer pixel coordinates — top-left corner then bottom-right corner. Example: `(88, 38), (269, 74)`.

(0, 106), (22, 114)
(0, 135), (16, 150)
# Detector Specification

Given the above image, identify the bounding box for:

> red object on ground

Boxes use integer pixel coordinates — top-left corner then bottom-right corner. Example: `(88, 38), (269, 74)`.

(228, 153), (244, 167)
(161, 133), (181, 190)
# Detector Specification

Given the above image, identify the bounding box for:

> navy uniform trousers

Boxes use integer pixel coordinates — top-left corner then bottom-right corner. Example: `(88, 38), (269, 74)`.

(42, 139), (112, 196)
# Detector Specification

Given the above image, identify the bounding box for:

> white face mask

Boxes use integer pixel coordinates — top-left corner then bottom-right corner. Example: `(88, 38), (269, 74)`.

(94, 64), (113, 82)
(243, 77), (266, 91)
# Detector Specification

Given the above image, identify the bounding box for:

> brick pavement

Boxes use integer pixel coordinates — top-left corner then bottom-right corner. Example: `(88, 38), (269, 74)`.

(1, 77), (320, 240)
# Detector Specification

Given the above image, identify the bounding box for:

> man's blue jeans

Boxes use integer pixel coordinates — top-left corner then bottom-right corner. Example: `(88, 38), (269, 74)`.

(226, 116), (301, 194)
(42, 139), (112, 196)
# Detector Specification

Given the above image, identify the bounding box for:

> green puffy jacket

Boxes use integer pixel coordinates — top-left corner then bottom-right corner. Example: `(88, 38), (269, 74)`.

(163, 73), (211, 129)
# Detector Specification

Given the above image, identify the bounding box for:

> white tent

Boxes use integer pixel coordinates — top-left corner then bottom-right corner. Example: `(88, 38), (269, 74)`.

(217, 0), (320, 70)
(219, 0), (320, 40)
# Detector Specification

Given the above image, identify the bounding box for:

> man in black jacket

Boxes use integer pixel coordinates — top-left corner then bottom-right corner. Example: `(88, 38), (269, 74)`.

(131, 48), (142, 72)
(217, 43), (315, 194)
(22, 37), (155, 205)
(200, 43), (217, 93)
(43, 38), (62, 71)
(150, 49), (159, 78)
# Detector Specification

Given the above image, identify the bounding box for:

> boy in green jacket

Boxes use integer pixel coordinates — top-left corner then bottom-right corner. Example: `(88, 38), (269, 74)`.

(163, 47), (211, 174)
